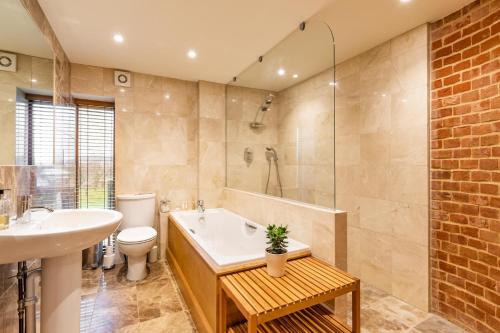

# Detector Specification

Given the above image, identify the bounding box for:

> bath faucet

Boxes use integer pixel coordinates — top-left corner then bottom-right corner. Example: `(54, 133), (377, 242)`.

(197, 200), (205, 214)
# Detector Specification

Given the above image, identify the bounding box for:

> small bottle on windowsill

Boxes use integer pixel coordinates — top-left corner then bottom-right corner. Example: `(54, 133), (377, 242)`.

(0, 189), (10, 230)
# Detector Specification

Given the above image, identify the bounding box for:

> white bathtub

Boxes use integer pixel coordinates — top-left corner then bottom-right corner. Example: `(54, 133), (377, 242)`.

(169, 208), (309, 267)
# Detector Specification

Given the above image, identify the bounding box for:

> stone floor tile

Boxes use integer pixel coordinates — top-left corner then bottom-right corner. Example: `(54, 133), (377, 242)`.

(413, 315), (468, 333)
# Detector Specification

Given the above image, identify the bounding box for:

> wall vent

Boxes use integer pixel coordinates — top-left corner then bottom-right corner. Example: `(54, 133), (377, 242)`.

(114, 70), (131, 87)
(0, 52), (17, 72)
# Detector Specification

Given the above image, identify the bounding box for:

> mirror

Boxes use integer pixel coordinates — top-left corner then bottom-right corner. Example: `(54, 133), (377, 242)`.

(0, 0), (54, 165)
(226, 21), (335, 208)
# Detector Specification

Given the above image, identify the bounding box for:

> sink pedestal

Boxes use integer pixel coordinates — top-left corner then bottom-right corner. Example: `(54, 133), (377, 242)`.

(41, 251), (82, 333)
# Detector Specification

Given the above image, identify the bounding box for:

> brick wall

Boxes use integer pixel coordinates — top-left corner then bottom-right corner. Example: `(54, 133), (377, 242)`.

(430, 0), (500, 332)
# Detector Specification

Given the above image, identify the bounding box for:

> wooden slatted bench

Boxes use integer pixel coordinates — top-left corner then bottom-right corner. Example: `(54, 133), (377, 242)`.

(218, 256), (360, 333)
(227, 304), (351, 333)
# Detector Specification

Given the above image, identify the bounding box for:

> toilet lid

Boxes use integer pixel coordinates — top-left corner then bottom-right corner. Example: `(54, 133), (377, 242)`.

(117, 227), (157, 244)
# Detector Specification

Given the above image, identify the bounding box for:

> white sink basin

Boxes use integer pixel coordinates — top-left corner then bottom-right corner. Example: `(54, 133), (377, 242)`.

(0, 208), (122, 333)
(0, 209), (122, 264)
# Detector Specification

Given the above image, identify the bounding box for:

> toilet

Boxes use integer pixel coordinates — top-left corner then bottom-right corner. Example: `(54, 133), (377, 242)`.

(116, 193), (157, 281)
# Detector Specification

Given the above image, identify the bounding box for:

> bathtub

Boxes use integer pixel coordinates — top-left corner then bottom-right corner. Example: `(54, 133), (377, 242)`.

(166, 208), (311, 333)
(171, 208), (309, 266)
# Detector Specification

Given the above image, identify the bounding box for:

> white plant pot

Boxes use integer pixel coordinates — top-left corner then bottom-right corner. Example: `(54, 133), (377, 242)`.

(266, 250), (288, 277)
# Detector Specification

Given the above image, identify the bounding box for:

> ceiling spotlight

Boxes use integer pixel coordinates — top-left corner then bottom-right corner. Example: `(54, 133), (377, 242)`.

(113, 34), (124, 43)
(165, 94), (170, 99)
(329, 81), (336, 86)
(381, 93), (387, 97)
(121, 108), (127, 112)
(277, 68), (285, 76)
(187, 50), (197, 59)
(400, 0), (411, 3)
(119, 88), (125, 93)
(292, 74), (298, 79)
(31, 78), (37, 83)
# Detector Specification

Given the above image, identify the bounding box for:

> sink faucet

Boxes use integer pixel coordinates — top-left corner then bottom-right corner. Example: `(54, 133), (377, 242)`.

(31, 206), (55, 213)
(197, 200), (205, 214)
(16, 195), (54, 223)
(16, 195), (32, 223)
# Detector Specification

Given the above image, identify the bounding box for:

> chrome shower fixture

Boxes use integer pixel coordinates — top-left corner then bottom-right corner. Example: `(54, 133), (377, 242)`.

(250, 94), (275, 128)
(265, 147), (283, 197)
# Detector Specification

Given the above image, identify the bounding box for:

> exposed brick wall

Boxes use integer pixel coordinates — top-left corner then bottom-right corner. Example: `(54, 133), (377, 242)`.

(430, 0), (500, 332)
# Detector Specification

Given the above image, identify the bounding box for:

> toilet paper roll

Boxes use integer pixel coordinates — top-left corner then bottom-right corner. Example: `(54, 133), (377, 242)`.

(103, 253), (115, 269)
(159, 212), (169, 260)
(149, 245), (158, 263)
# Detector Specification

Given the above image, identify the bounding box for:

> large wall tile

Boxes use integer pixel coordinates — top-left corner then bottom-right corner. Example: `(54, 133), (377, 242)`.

(336, 24), (429, 310)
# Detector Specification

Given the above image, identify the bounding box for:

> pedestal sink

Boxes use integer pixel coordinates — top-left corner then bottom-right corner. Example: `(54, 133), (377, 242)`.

(0, 209), (122, 333)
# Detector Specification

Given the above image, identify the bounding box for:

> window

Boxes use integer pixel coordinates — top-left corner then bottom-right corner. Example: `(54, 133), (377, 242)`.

(15, 95), (115, 209)
(78, 103), (115, 209)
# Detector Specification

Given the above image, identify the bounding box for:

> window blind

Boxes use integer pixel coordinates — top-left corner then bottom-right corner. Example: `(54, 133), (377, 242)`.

(77, 103), (115, 209)
(15, 96), (115, 210)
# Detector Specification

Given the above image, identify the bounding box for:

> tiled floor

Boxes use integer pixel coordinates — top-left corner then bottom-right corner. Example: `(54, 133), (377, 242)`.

(80, 260), (466, 333)
(80, 261), (196, 333)
(336, 284), (467, 333)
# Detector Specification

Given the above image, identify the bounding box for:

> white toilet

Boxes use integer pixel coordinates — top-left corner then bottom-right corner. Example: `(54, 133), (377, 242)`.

(116, 193), (157, 281)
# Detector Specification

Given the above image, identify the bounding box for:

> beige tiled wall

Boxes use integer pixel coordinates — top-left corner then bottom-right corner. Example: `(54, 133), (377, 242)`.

(71, 64), (199, 210)
(278, 69), (335, 207)
(335, 24), (429, 310)
(226, 86), (280, 195)
(226, 70), (335, 207)
(222, 187), (347, 267)
(0, 54), (53, 165)
(198, 81), (226, 207)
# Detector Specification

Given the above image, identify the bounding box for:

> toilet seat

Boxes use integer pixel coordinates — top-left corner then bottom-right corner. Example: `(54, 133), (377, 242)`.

(117, 226), (157, 245)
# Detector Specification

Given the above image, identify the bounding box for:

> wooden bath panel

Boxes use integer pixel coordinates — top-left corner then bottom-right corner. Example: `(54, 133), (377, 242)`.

(166, 214), (311, 333)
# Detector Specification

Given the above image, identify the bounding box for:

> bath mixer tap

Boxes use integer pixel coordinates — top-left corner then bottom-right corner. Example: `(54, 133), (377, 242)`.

(197, 200), (205, 214)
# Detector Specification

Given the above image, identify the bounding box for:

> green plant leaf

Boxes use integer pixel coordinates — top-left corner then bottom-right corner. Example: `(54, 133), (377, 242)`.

(265, 224), (289, 254)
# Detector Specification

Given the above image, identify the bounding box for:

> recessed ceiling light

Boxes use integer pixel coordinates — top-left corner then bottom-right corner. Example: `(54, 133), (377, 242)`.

(400, 0), (411, 3)
(292, 74), (299, 79)
(113, 34), (124, 43)
(277, 68), (285, 76)
(381, 93), (387, 97)
(121, 108), (127, 112)
(187, 50), (197, 59)
(165, 94), (170, 99)
(231, 98), (237, 103)
(119, 88), (125, 93)
(329, 81), (336, 86)
(31, 78), (37, 83)
(7, 98), (13, 102)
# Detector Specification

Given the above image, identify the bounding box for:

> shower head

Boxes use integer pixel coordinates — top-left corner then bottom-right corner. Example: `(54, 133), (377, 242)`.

(250, 94), (275, 128)
(265, 94), (275, 105)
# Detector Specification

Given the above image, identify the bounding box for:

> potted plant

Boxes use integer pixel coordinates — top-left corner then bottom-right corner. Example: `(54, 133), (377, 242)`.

(265, 224), (289, 277)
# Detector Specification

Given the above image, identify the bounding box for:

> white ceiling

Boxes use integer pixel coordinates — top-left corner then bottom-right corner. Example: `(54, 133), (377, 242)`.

(37, 0), (472, 84)
(233, 21), (335, 92)
(314, 0), (472, 65)
(37, 0), (331, 83)
(0, 0), (53, 59)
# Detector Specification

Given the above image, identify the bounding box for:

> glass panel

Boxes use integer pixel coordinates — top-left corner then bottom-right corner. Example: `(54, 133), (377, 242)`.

(225, 21), (336, 208)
